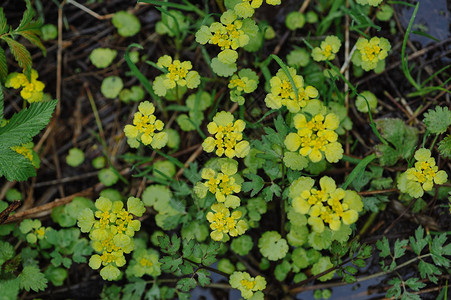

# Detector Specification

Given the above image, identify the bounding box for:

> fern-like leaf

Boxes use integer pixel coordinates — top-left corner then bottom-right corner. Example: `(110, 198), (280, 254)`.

(0, 100), (57, 149)
(0, 47), (7, 83)
(0, 8), (8, 35)
(17, 27), (46, 55)
(3, 36), (32, 79)
(16, 0), (35, 32)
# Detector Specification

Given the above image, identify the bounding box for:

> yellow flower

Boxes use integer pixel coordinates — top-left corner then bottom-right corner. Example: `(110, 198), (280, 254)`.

(284, 112), (343, 163)
(5, 69), (45, 102)
(290, 176), (363, 232)
(202, 111), (250, 158)
(153, 55), (200, 97)
(229, 271), (266, 299)
(353, 37), (391, 71)
(11, 145), (33, 162)
(123, 101), (168, 149)
(312, 35), (342, 61)
(398, 148), (448, 198)
(265, 67), (319, 113)
(201, 165), (241, 208)
(206, 203), (247, 241)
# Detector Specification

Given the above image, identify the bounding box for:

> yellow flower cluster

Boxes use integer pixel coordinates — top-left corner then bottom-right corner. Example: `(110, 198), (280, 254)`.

(196, 10), (250, 65)
(312, 35), (342, 62)
(353, 37), (391, 71)
(229, 271), (267, 299)
(265, 67), (319, 113)
(206, 203), (247, 241)
(202, 111), (250, 158)
(284, 112), (343, 163)
(195, 160), (247, 241)
(290, 176), (363, 233)
(201, 166), (241, 208)
(78, 196), (145, 281)
(124, 101), (168, 149)
(5, 69), (45, 102)
(153, 55), (200, 97)
(398, 148), (448, 198)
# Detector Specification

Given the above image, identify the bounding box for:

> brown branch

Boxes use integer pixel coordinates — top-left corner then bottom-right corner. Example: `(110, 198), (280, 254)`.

(0, 201), (21, 225)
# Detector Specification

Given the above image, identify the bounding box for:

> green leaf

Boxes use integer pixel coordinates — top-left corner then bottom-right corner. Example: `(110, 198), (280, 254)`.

(0, 148), (36, 181)
(18, 265), (48, 292)
(431, 233), (450, 267)
(160, 256), (182, 273)
(196, 269), (211, 286)
(342, 153), (376, 189)
(409, 226), (428, 255)
(176, 278), (197, 292)
(0, 240), (14, 266)
(405, 277), (426, 291)
(123, 279), (147, 300)
(394, 239), (408, 259)
(0, 100), (57, 149)
(17, 25), (46, 55)
(0, 86), (4, 121)
(112, 11), (141, 37)
(179, 261), (194, 275)
(376, 237), (391, 258)
(242, 173), (264, 197)
(386, 277), (402, 299)
(423, 106), (451, 134)
(0, 48), (7, 84)
(418, 260), (440, 283)
(16, 0), (35, 32)
(262, 184), (282, 202)
(438, 134), (451, 159)
(374, 118), (418, 166)
(0, 278), (19, 300)
(0, 8), (8, 34)
(3, 37), (32, 79)
(182, 239), (195, 258)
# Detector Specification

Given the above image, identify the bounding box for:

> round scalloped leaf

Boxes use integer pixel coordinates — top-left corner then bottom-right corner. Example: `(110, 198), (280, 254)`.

(287, 48), (310, 68)
(231, 235), (253, 256)
(98, 168), (119, 186)
(311, 257), (335, 282)
(376, 4), (394, 21)
(101, 76), (123, 99)
(181, 221), (209, 242)
(41, 24), (58, 41)
(308, 229), (332, 250)
(331, 224), (352, 243)
(292, 247), (310, 269)
(153, 160), (176, 180)
(66, 148), (85, 167)
(283, 151), (309, 170)
(142, 185), (172, 208)
(287, 225), (309, 247)
(258, 231), (289, 261)
(112, 11), (141, 37)
(423, 106), (451, 134)
(186, 92), (212, 111)
(285, 11), (305, 30)
(89, 48), (117, 69)
(211, 57), (237, 77)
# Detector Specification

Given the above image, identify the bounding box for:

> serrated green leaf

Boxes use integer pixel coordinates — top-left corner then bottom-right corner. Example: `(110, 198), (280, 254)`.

(166, 234), (181, 255)
(0, 8), (8, 34)
(409, 226), (428, 255)
(123, 279), (147, 300)
(376, 237), (391, 258)
(160, 256), (182, 273)
(17, 28), (46, 55)
(3, 37), (32, 78)
(405, 277), (426, 291)
(386, 278), (402, 299)
(0, 100), (57, 149)
(394, 239), (408, 259)
(0, 85), (4, 120)
(0, 48), (7, 84)
(423, 106), (451, 134)
(431, 233), (450, 267)
(438, 134), (451, 159)
(0, 148), (36, 181)
(18, 265), (48, 292)
(344, 265), (357, 275)
(353, 258), (366, 268)
(343, 272), (356, 283)
(418, 260), (440, 283)
(179, 261), (194, 275)
(176, 278), (197, 292)
(242, 173), (264, 197)
(182, 239), (195, 258)
(16, 0), (35, 32)
(196, 269), (211, 286)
